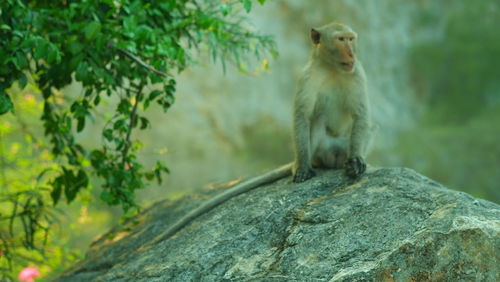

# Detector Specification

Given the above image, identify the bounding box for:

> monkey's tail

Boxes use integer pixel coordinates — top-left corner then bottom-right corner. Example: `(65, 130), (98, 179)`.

(150, 162), (293, 244)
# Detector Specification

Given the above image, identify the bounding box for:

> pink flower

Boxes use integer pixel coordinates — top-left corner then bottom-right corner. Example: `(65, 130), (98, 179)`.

(18, 267), (40, 282)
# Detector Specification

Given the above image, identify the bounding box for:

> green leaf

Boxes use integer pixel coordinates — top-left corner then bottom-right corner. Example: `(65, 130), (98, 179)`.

(47, 43), (61, 64)
(103, 128), (113, 141)
(0, 93), (13, 115)
(144, 172), (154, 181)
(153, 161), (170, 184)
(77, 169), (89, 188)
(62, 169), (79, 203)
(90, 149), (106, 168)
(117, 99), (131, 114)
(144, 89), (163, 109)
(33, 40), (49, 60)
(18, 72), (27, 89)
(257, 0), (265, 4)
(241, 0), (252, 12)
(68, 53), (84, 72)
(51, 184), (62, 205)
(70, 101), (88, 118)
(77, 117), (85, 132)
(220, 3), (232, 16)
(20, 36), (36, 49)
(113, 119), (126, 131)
(65, 186), (78, 203)
(75, 61), (89, 82)
(100, 190), (112, 204)
(15, 52), (28, 68)
(94, 95), (101, 106)
(148, 89), (163, 101)
(85, 88), (93, 97)
(68, 41), (84, 55)
(140, 117), (149, 129)
(84, 21), (101, 40)
(123, 16), (137, 34)
(0, 24), (11, 31)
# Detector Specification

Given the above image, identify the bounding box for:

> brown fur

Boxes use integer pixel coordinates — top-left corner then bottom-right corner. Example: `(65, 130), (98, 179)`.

(293, 23), (374, 182)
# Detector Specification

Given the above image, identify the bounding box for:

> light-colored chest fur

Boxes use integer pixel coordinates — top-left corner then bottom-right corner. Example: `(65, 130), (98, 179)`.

(309, 68), (363, 137)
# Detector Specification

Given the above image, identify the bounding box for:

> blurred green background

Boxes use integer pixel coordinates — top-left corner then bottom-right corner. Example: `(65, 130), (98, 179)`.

(1, 0), (499, 278)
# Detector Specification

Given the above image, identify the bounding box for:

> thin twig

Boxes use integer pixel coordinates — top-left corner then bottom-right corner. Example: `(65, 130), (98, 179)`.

(117, 48), (170, 78)
(121, 85), (143, 167)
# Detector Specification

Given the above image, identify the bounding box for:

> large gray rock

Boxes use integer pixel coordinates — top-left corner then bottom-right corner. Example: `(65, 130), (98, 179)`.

(59, 168), (500, 281)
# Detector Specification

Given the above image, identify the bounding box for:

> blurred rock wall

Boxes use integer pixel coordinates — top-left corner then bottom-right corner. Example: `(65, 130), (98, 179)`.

(135, 0), (430, 200)
(138, 0), (500, 202)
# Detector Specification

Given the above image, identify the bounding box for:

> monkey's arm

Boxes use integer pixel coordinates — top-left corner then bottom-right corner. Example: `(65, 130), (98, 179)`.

(292, 83), (316, 183)
(150, 163), (293, 244)
(346, 95), (370, 178)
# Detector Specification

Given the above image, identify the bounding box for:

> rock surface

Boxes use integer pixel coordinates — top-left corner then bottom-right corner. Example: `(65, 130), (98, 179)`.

(59, 167), (500, 281)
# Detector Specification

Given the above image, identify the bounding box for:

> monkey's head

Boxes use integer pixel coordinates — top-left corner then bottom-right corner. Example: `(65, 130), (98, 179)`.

(311, 23), (358, 73)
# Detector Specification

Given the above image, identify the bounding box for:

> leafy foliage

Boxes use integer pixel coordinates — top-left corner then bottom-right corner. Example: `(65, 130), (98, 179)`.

(0, 88), (84, 280)
(0, 0), (275, 279)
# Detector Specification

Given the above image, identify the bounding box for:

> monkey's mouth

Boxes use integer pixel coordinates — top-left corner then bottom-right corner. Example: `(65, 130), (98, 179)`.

(341, 62), (354, 71)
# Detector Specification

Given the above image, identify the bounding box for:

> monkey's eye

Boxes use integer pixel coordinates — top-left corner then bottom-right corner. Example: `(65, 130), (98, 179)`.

(349, 37), (354, 42)
(338, 37), (345, 42)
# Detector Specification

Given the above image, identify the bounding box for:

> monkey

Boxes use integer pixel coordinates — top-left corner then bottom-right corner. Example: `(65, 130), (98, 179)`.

(292, 22), (372, 182)
(150, 23), (373, 244)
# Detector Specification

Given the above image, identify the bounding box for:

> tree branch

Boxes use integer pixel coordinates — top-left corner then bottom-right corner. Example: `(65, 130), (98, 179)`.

(117, 48), (170, 78)
(121, 85), (143, 168)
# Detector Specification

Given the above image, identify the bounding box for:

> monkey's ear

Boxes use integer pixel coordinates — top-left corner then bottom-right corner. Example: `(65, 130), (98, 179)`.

(311, 28), (321, 45)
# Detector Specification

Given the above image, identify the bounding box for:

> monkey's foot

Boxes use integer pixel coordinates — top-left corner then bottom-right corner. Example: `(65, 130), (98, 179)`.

(293, 168), (316, 183)
(345, 156), (366, 179)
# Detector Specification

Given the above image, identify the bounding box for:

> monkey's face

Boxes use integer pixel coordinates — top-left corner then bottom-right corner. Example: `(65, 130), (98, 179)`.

(311, 25), (358, 73)
(333, 33), (356, 72)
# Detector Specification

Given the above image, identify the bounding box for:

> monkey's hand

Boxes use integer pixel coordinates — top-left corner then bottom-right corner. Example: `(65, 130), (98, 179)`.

(345, 156), (366, 179)
(293, 167), (316, 183)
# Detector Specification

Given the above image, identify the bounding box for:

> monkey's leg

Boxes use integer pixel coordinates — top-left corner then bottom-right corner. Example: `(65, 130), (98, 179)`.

(313, 136), (348, 169)
(345, 156), (366, 178)
(345, 124), (377, 178)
